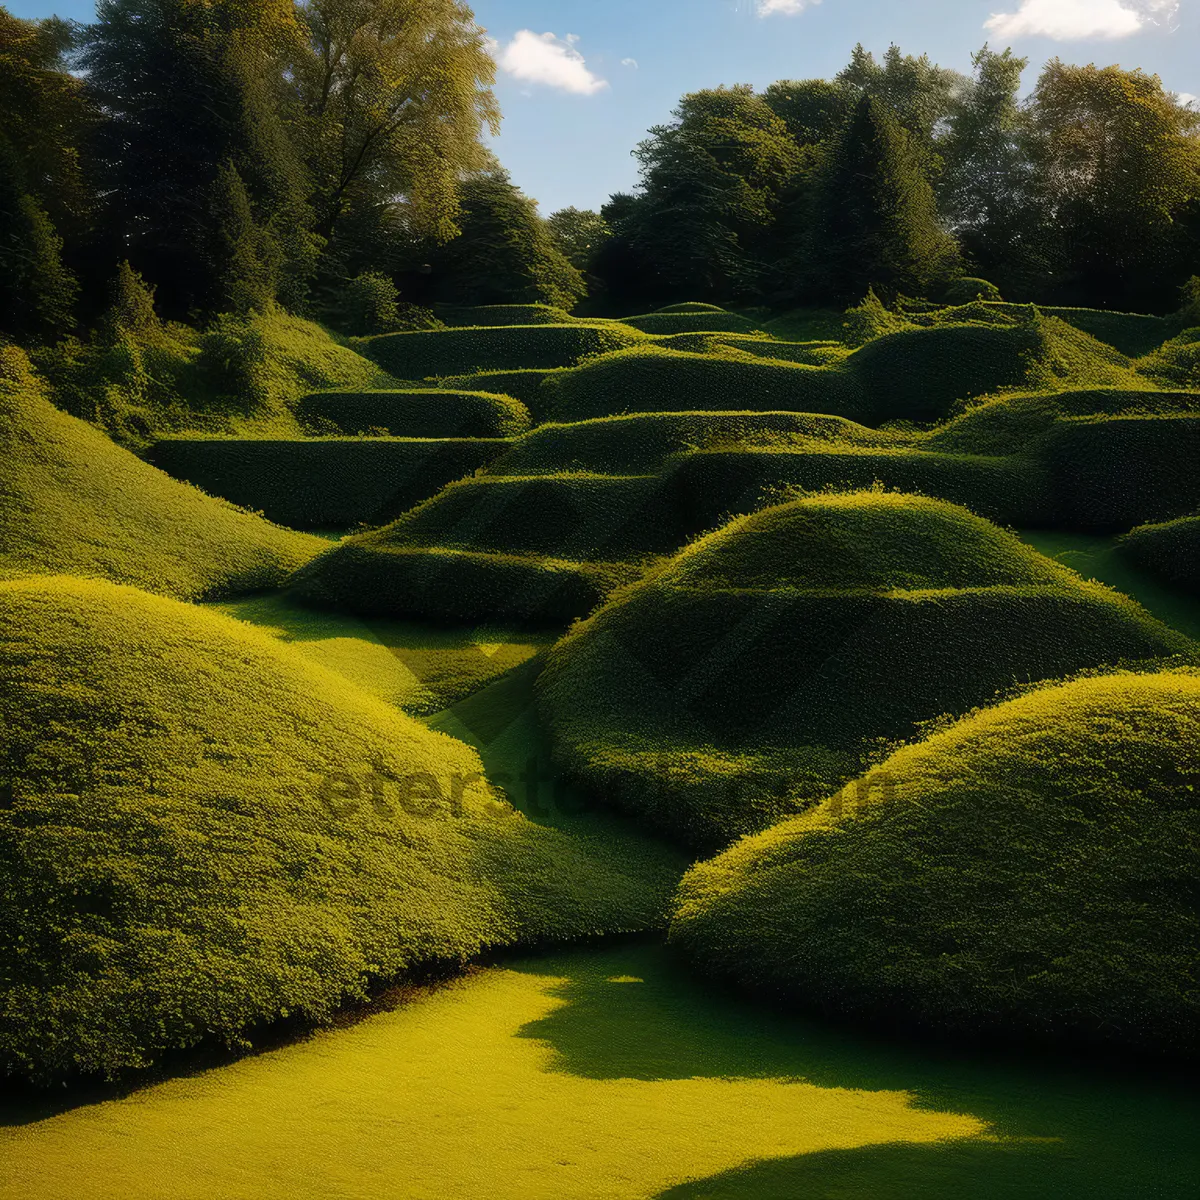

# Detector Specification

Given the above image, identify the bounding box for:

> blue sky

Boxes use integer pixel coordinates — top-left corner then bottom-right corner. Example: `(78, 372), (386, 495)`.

(11, 1), (1199, 214)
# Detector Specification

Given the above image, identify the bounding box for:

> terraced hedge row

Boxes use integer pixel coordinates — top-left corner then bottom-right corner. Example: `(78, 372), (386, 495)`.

(538, 492), (1192, 848)
(147, 437), (507, 530)
(296, 388), (532, 439)
(362, 323), (646, 379)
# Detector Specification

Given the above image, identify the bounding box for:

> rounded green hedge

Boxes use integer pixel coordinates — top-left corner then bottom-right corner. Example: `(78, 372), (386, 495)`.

(433, 304), (580, 327)
(670, 669), (1200, 1058)
(492, 411), (888, 476)
(0, 575), (669, 1081)
(539, 491), (1191, 847)
(147, 436), (507, 530)
(1120, 514), (1200, 594)
(541, 318), (1101, 427)
(296, 388), (532, 439)
(0, 348), (322, 600)
(361, 324), (645, 379)
(619, 312), (762, 336)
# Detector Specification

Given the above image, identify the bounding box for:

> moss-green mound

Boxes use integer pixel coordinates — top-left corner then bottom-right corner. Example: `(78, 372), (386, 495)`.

(195, 311), (399, 432)
(290, 472), (687, 625)
(291, 542), (634, 626)
(296, 388), (532, 439)
(1040, 306), (1181, 357)
(619, 311), (762, 336)
(1041, 414), (1200, 530)
(928, 388), (1197, 457)
(1120, 515), (1200, 593)
(433, 304), (580, 327)
(493, 411), (889, 476)
(0, 351), (322, 599)
(361, 324), (645, 380)
(147, 437), (506, 531)
(539, 491), (1191, 847)
(1138, 328), (1200, 389)
(671, 445), (1048, 528)
(0, 575), (671, 1082)
(543, 316), (1128, 426)
(438, 368), (562, 418)
(670, 670), (1200, 1058)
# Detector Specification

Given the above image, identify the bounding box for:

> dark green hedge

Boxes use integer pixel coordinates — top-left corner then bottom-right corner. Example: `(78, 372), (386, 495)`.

(361, 323), (645, 379)
(1119, 514), (1200, 593)
(147, 437), (506, 530)
(296, 388), (531, 438)
(1041, 414), (1200, 530)
(291, 541), (634, 626)
(433, 304), (580, 327)
(618, 311), (762, 336)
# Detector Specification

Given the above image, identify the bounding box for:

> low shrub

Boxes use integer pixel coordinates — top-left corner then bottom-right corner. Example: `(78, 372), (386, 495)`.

(296, 389), (532, 439)
(147, 437), (507, 530)
(670, 670), (1200, 1058)
(942, 277), (1002, 305)
(0, 575), (673, 1081)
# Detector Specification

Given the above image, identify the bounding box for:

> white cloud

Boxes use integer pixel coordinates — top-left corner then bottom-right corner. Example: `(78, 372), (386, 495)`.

(1179, 92), (1199, 107)
(622, 57), (639, 69)
(492, 30), (608, 95)
(985, 0), (1179, 40)
(757, 0), (822, 15)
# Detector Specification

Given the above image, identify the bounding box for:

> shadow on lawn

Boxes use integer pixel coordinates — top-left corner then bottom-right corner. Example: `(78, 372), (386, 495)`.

(514, 944), (1200, 1200)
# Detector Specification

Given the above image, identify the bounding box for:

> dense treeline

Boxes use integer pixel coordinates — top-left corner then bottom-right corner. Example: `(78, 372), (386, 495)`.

(594, 46), (1200, 313)
(2, 4), (1199, 353)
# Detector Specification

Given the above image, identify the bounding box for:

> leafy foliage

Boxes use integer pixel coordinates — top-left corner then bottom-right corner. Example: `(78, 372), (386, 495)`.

(670, 670), (1200, 1057)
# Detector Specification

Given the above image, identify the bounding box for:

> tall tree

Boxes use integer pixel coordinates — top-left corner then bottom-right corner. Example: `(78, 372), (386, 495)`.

(1028, 61), (1200, 307)
(0, 135), (77, 341)
(836, 44), (961, 174)
(762, 79), (853, 148)
(291, 0), (498, 274)
(79, 0), (315, 316)
(939, 45), (1041, 289)
(546, 208), (612, 272)
(0, 7), (92, 231)
(626, 85), (802, 301)
(801, 95), (960, 303)
(429, 170), (586, 310)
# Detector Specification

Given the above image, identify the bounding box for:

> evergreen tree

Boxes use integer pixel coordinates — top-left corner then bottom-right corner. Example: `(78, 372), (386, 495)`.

(211, 162), (279, 314)
(429, 171), (586, 310)
(100, 261), (161, 341)
(801, 96), (960, 303)
(79, 0), (315, 316)
(0, 135), (77, 341)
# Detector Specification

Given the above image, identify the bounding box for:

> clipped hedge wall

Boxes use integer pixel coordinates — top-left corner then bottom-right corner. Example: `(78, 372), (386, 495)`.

(361, 324), (645, 379)
(296, 388), (532, 439)
(147, 436), (507, 530)
(618, 311), (762, 336)
(1041, 414), (1200, 530)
